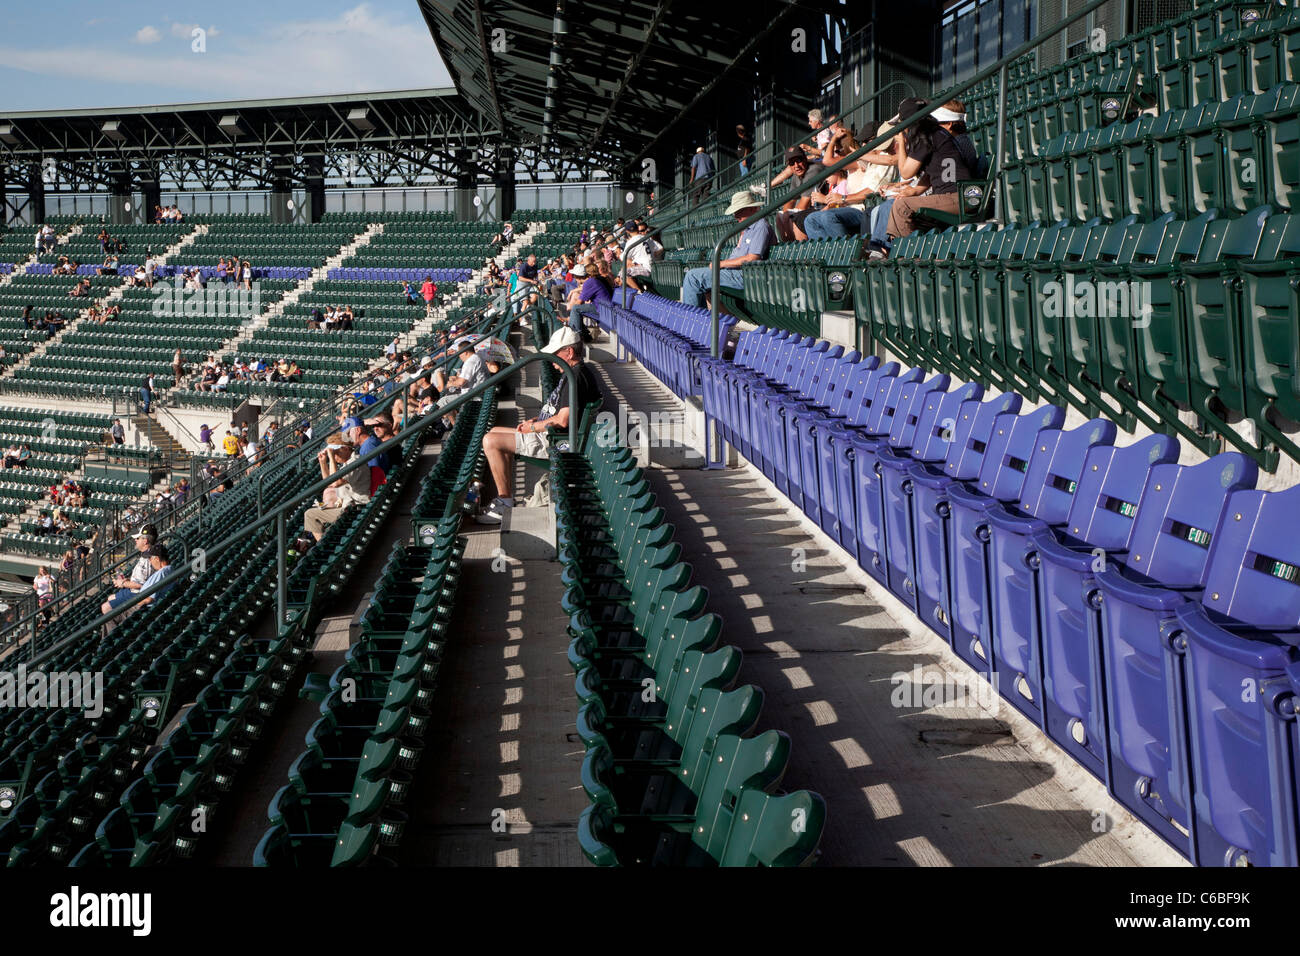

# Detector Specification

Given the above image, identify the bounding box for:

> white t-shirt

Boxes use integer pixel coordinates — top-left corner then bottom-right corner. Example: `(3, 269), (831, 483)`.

(458, 352), (487, 388)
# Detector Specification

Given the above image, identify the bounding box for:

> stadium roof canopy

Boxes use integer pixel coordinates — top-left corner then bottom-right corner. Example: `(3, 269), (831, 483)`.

(0, 88), (493, 169)
(417, 0), (820, 171)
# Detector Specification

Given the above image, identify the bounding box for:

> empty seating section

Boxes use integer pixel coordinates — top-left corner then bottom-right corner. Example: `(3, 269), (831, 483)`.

(256, 391), (495, 865)
(179, 223), (361, 270)
(596, 260), (1300, 866)
(595, 291), (736, 400)
(557, 419), (825, 866)
(340, 222), (500, 272)
(853, 209), (1300, 468)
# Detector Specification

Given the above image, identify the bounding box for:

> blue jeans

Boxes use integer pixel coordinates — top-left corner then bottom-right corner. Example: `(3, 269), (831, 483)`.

(802, 207), (869, 239)
(870, 200), (894, 249)
(681, 267), (744, 308)
(569, 303), (598, 335)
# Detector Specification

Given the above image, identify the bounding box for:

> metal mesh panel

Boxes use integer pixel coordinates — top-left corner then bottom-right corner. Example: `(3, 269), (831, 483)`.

(1036, 0), (1127, 69)
(1132, 0), (1193, 30)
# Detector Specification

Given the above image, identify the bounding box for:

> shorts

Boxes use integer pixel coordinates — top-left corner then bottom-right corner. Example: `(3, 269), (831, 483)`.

(516, 430), (548, 459)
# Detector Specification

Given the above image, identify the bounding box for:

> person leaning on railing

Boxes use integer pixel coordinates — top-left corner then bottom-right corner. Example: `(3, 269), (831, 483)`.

(876, 97), (977, 242)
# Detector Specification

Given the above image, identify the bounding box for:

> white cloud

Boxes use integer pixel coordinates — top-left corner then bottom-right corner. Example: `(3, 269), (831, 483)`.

(1, 6), (448, 106)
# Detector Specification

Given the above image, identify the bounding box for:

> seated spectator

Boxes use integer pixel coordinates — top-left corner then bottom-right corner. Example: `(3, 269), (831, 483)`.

(17, 445), (30, 468)
(69, 279), (91, 299)
(102, 544), (173, 624)
(801, 108), (835, 162)
(432, 337), (489, 429)
(819, 117), (860, 166)
(565, 259), (614, 340)
(771, 147), (819, 242)
(304, 443), (369, 540)
(880, 98), (976, 244)
(801, 141), (896, 240)
(680, 190), (774, 308)
(342, 415), (390, 492)
(491, 221), (515, 249)
(623, 222), (661, 291)
(478, 327), (600, 524)
(98, 254), (119, 276)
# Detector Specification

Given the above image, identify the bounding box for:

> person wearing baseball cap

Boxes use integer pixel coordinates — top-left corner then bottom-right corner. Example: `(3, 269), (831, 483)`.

(770, 146), (818, 241)
(689, 145), (715, 206)
(679, 188), (774, 308)
(432, 336), (489, 433)
(477, 326), (601, 525)
(103, 526), (162, 617)
(871, 96), (977, 244)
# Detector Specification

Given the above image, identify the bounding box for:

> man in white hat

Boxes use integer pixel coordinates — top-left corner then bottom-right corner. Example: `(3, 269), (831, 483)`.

(679, 189), (774, 308)
(689, 146), (715, 206)
(477, 327), (601, 524)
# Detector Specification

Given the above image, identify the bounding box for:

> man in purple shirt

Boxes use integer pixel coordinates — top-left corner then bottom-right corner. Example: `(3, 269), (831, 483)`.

(566, 263), (615, 341)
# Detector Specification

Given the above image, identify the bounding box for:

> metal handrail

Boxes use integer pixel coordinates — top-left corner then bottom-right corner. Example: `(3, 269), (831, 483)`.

(6, 288), (536, 663)
(705, 0), (1115, 361)
(648, 79), (920, 227)
(27, 340), (579, 669)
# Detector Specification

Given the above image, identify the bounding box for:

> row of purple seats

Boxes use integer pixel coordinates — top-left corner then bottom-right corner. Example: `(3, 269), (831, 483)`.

(325, 267), (471, 282)
(596, 293), (736, 400)
(692, 323), (1300, 867)
(151, 265), (313, 280)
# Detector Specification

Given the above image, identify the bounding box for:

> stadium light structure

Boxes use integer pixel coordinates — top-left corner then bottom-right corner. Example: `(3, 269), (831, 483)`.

(0, 124), (18, 145)
(100, 120), (126, 141)
(346, 107), (376, 132)
(218, 113), (246, 137)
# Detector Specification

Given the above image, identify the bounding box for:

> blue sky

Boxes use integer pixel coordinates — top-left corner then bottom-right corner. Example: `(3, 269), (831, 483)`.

(1, 0), (452, 111)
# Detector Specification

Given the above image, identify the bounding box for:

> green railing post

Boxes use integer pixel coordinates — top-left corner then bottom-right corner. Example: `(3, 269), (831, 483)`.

(706, 0), (1113, 361)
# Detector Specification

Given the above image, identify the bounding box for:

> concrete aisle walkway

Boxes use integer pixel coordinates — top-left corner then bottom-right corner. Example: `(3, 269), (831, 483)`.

(590, 342), (1187, 868)
(397, 374), (590, 866)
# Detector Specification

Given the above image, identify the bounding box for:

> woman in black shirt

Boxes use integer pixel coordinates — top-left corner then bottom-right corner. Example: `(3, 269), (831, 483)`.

(884, 99), (977, 240)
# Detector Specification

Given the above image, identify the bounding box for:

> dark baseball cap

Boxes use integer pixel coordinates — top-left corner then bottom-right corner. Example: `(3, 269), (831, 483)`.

(784, 147), (808, 166)
(892, 97), (930, 123)
(146, 544), (169, 562)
